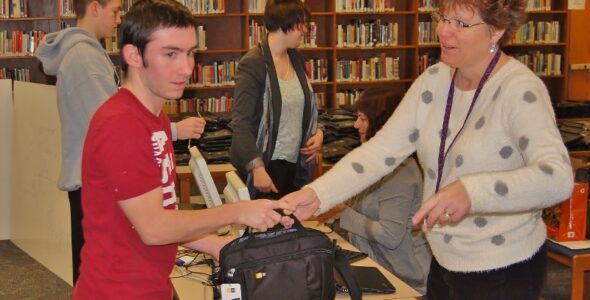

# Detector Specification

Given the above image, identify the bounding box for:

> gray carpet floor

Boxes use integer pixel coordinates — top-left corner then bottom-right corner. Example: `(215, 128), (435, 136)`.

(0, 239), (572, 300)
(0, 240), (71, 300)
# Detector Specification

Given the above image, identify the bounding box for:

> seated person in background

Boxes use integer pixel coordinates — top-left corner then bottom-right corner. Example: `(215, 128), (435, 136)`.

(320, 88), (431, 294)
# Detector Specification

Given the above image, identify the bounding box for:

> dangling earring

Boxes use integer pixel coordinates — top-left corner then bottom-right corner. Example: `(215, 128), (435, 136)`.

(489, 43), (499, 53)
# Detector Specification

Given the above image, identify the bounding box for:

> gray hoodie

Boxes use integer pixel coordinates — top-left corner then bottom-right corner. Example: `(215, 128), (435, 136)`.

(36, 27), (118, 191)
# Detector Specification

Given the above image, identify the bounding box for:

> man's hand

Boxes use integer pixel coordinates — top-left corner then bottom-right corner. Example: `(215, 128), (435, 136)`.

(412, 180), (472, 228)
(300, 129), (323, 163)
(281, 187), (321, 220)
(252, 166), (278, 194)
(176, 117), (206, 140)
(235, 199), (295, 232)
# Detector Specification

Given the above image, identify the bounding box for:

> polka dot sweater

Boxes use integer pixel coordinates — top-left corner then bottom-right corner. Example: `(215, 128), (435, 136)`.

(309, 58), (574, 272)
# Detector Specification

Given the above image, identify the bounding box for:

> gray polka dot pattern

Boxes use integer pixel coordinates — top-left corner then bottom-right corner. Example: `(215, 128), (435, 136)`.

(539, 164), (554, 175)
(428, 66), (439, 74)
(499, 146), (513, 159)
(475, 117), (485, 130)
(523, 91), (537, 103)
(492, 86), (501, 101)
(409, 129), (420, 143)
(495, 181), (508, 196)
(474, 217), (487, 228)
(491, 235), (505, 246)
(518, 136), (529, 151)
(444, 234), (452, 243)
(385, 157), (396, 167)
(352, 163), (364, 174)
(422, 91), (433, 104)
(456, 155), (464, 167)
(427, 168), (436, 180)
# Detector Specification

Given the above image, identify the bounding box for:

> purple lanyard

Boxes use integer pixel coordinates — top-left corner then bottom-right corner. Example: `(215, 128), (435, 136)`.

(435, 50), (501, 192)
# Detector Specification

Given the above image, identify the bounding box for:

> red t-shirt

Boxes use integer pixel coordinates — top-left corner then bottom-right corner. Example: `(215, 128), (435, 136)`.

(74, 88), (178, 299)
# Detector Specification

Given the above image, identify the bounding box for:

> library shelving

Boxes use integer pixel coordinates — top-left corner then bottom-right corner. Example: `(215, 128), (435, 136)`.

(0, 0), (572, 109)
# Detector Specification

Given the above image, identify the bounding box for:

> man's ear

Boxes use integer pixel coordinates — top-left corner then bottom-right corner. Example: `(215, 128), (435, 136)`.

(87, 0), (101, 17)
(121, 44), (142, 70)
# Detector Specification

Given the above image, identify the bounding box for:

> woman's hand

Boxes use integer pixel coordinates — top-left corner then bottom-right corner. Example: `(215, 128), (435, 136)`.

(412, 180), (472, 228)
(252, 166), (278, 194)
(281, 187), (321, 220)
(301, 129), (324, 163)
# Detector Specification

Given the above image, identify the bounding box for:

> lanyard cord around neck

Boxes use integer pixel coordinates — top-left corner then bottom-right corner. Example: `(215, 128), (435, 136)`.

(434, 50), (501, 193)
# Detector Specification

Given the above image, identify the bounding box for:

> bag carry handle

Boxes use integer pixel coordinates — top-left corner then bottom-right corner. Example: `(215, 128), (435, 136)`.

(334, 245), (362, 300)
(242, 210), (304, 237)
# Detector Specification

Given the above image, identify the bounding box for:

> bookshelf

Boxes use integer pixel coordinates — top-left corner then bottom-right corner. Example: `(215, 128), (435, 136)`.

(504, 0), (570, 106)
(0, 0), (572, 108)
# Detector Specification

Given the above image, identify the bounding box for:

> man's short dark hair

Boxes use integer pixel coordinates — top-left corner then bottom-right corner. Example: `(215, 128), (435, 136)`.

(119, 0), (196, 72)
(74, 0), (109, 18)
(263, 0), (310, 33)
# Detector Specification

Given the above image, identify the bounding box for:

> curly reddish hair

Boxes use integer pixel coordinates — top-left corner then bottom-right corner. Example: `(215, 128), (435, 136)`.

(435, 0), (527, 45)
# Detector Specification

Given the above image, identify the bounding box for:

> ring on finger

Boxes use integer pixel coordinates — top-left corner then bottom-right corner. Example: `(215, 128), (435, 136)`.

(443, 211), (452, 221)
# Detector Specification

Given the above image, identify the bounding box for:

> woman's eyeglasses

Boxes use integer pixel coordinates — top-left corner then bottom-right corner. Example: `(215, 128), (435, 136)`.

(431, 11), (486, 31)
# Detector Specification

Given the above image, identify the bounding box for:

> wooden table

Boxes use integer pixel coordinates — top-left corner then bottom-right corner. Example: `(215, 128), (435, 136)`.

(171, 222), (422, 300)
(175, 164), (236, 205)
(547, 239), (590, 300)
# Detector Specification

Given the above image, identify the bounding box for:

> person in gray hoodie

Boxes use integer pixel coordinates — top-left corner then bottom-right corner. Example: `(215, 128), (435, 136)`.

(35, 0), (205, 283)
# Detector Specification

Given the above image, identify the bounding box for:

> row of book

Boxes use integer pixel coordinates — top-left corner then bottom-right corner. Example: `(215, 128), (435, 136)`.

(526, 0), (552, 11)
(335, 0), (396, 12)
(418, 0), (437, 12)
(418, 52), (438, 74)
(161, 91), (343, 115)
(418, 21), (439, 45)
(0, 0), (25, 18)
(60, 0), (225, 16)
(162, 91), (330, 115)
(302, 22), (318, 48)
(336, 89), (363, 107)
(108, 24), (204, 51)
(60, 0), (75, 16)
(336, 20), (398, 48)
(1, 0), (554, 19)
(513, 51), (562, 76)
(179, 0), (225, 14)
(187, 60), (239, 88)
(0, 30), (46, 57)
(248, 20), (318, 50)
(315, 92), (327, 108)
(248, 0), (267, 13)
(0, 0), (26, 18)
(248, 20), (266, 49)
(0, 67), (29, 81)
(336, 55), (400, 82)
(164, 94), (234, 115)
(103, 31), (119, 53)
(510, 21), (560, 44)
(305, 58), (329, 83)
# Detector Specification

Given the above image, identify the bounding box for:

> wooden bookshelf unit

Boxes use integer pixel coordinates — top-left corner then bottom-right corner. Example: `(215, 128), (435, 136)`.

(0, 0), (573, 107)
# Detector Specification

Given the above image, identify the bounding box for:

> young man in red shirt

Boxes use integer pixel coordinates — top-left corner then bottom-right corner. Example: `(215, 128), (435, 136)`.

(74, 1), (294, 298)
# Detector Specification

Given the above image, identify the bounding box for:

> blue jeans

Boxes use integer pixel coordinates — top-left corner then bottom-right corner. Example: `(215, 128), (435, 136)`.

(427, 242), (546, 300)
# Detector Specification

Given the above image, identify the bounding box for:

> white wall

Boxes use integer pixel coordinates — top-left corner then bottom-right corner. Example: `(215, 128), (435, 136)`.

(0, 79), (13, 240)
(10, 81), (72, 285)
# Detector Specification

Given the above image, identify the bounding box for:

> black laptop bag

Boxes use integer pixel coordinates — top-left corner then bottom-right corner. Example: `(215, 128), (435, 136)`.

(219, 218), (361, 300)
